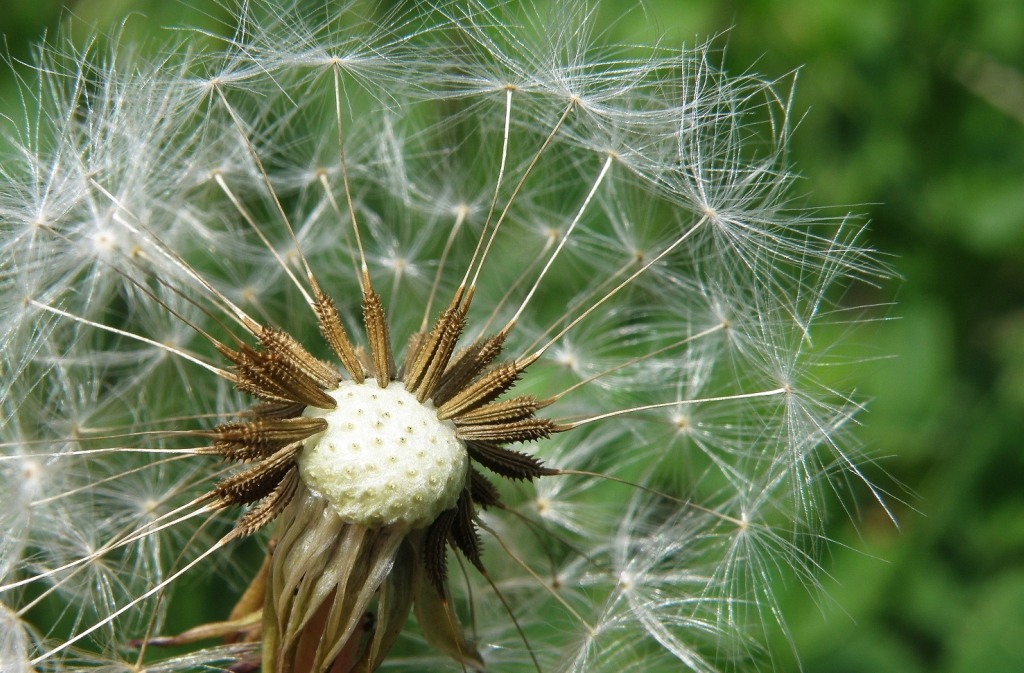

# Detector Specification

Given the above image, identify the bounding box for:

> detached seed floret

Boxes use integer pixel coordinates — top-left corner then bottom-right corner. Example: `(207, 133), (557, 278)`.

(299, 382), (468, 529)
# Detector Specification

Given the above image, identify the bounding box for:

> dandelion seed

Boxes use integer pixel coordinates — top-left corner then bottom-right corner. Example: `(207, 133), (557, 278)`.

(0, 2), (886, 672)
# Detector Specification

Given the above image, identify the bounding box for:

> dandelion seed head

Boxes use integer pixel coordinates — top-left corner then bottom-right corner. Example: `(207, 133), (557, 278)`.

(0, 1), (890, 671)
(299, 382), (467, 529)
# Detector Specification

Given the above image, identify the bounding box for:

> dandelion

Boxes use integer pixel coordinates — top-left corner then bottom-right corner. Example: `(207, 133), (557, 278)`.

(0, 1), (885, 671)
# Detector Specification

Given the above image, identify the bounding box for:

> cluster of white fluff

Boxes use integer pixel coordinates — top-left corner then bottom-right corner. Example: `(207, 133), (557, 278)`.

(0, 1), (884, 671)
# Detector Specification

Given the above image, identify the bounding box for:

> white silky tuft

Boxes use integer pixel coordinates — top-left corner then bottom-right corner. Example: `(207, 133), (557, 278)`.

(0, 1), (891, 670)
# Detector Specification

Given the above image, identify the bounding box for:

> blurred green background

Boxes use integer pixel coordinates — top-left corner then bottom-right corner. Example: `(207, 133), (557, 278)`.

(2, 1), (1023, 671)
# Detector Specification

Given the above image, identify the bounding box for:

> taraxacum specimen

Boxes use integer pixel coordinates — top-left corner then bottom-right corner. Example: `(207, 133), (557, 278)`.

(0, 2), (885, 671)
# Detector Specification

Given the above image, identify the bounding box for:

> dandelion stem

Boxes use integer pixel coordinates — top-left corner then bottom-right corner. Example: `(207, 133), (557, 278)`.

(478, 520), (594, 631)
(315, 172), (363, 286)
(29, 301), (234, 381)
(476, 231), (556, 337)
(561, 387), (788, 428)
(527, 214), (709, 360)
(507, 154), (614, 329)
(0, 446), (209, 461)
(86, 178), (261, 333)
(421, 205), (469, 331)
(29, 454), (193, 507)
(29, 531), (236, 664)
(461, 86), (514, 291)
(551, 323), (727, 401)
(554, 469), (749, 528)
(2, 499), (220, 594)
(478, 570), (544, 673)
(133, 513), (225, 668)
(332, 63), (369, 278)
(468, 100), (575, 292)
(523, 254), (639, 353)
(212, 86), (320, 303)
(213, 172), (314, 306)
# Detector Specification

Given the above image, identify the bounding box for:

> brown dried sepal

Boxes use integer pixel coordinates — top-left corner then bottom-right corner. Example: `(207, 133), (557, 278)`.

(450, 489), (484, 571)
(213, 441), (302, 508)
(361, 278), (395, 387)
(234, 469), (300, 536)
(206, 417), (326, 461)
(456, 417), (561, 443)
(423, 506), (457, 597)
(234, 344), (337, 409)
(436, 361), (521, 420)
(467, 441), (558, 481)
(404, 294), (468, 402)
(312, 285), (365, 383)
(245, 401), (306, 420)
(431, 331), (507, 407)
(469, 468), (503, 509)
(256, 327), (341, 389)
(454, 395), (549, 425)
